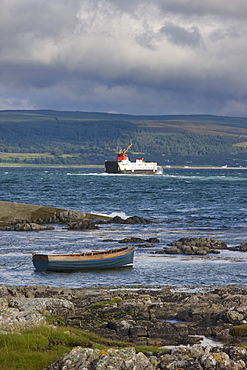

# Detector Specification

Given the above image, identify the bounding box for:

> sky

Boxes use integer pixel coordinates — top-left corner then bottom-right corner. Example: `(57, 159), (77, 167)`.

(1, 0), (247, 116)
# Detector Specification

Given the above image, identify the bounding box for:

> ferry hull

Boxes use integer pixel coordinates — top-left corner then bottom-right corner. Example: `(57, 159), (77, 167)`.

(104, 160), (161, 175)
(104, 161), (119, 173)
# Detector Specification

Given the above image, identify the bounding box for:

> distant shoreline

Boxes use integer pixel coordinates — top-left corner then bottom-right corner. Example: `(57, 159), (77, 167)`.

(0, 163), (247, 170)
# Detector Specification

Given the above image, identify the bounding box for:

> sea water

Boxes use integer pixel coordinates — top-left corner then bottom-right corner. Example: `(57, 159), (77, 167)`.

(0, 167), (246, 288)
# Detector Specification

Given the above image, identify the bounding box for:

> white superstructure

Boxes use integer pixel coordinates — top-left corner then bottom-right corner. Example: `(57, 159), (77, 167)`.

(118, 157), (158, 173)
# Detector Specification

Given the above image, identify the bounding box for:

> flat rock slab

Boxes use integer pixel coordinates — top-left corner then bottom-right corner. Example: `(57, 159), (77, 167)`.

(0, 201), (111, 225)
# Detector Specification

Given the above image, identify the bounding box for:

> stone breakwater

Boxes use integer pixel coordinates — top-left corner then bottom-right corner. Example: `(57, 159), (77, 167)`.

(0, 285), (247, 369)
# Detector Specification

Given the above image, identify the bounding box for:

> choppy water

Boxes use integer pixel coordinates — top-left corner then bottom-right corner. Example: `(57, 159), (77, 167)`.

(0, 167), (246, 288)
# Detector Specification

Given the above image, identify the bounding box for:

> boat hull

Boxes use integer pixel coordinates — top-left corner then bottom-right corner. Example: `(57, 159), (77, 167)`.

(104, 161), (119, 173)
(32, 246), (134, 272)
(104, 160), (161, 174)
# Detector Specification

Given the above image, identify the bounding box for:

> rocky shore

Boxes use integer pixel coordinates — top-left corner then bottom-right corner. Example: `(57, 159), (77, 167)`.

(0, 200), (246, 255)
(0, 284), (247, 369)
(117, 236), (246, 255)
(47, 345), (247, 370)
(0, 200), (111, 227)
(0, 201), (247, 368)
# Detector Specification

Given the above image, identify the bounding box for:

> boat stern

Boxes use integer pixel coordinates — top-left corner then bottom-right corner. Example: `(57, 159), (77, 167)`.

(104, 160), (120, 173)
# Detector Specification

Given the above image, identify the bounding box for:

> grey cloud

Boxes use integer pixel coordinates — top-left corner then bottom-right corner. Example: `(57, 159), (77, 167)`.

(156, 0), (247, 19)
(88, 0), (247, 18)
(0, 0), (247, 116)
(160, 22), (203, 47)
(136, 22), (203, 50)
(135, 30), (158, 50)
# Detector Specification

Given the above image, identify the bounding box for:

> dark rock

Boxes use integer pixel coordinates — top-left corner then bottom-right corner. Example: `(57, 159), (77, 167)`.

(68, 220), (98, 230)
(223, 345), (247, 363)
(161, 247), (181, 254)
(226, 309), (246, 325)
(47, 347), (155, 370)
(107, 215), (124, 223)
(147, 238), (160, 243)
(118, 237), (146, 243)
(196, 248), (208, 255)
(0, 222), (55, 231)
(15, 222), (32, 231)
(108, 215), (153, 224)
(168, 237), (227, 249)
(120, 236), (160, 244)
(154, 249), (165, 254)
(46, 344), (247, 370)
(107, 320), (133, 336)
(162, 237), (227, 255)
(129, 325), (148, 337)
(137, 243), (156, 248)
(210, 249), (221, 254)
(1, 285), (247, 354)
(57, 210), (85, 223)
(46, 225), (55, 230)
(229, 243), (247, 252)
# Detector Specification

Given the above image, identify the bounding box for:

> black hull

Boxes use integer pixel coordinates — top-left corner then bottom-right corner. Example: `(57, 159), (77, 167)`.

(104, 161), (119, 173)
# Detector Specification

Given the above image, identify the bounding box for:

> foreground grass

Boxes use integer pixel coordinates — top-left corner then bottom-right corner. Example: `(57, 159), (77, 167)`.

(230, 323), (247, 338)
(0, 325), (161, 370)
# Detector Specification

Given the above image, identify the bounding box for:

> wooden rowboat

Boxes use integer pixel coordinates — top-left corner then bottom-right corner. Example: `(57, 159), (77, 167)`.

(32, 246), (134, 272)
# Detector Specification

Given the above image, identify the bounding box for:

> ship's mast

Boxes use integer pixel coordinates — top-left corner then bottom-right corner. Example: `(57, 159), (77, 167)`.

(123, 143), (132, 153)
(117, 144), (132, 161)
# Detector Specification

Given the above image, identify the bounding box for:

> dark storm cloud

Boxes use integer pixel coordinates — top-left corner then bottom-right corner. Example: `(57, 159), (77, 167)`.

(160, 22), (203, 47)
(0, 0), (247, 115)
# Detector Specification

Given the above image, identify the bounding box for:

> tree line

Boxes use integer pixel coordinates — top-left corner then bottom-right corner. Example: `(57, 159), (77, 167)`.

(0, 110), (247, 166)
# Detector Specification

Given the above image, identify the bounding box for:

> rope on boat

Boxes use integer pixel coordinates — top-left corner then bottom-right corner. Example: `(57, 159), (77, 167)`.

(0, 254), (32, 270)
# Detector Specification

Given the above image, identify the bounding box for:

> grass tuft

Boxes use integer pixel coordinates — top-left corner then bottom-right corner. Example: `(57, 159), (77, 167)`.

(230, 324), (247, 337)
(85, 297), (123, 310)
(0, 324), (165, 370)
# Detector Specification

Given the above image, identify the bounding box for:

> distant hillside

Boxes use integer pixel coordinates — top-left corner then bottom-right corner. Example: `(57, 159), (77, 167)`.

(0, 110), (247, 166)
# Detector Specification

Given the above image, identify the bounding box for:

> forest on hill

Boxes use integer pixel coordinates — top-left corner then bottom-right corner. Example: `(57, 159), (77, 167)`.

(0, 109), (247, 166)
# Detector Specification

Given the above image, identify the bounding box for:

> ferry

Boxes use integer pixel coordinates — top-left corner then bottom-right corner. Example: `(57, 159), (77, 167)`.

(104, 144), (163, 175)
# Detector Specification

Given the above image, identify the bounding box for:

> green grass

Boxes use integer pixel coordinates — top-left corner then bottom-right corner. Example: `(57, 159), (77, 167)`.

(230, 323), (247, 337)
(0, 325), (122, 370)
(0, 324), (164, 370)
(0, 152), (53, 159)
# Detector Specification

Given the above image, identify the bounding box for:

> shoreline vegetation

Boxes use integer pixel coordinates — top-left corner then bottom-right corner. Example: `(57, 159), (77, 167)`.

(0, 284), (247, 370)
(0, 162), (247, 169)
(0, 201), (246, 367)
